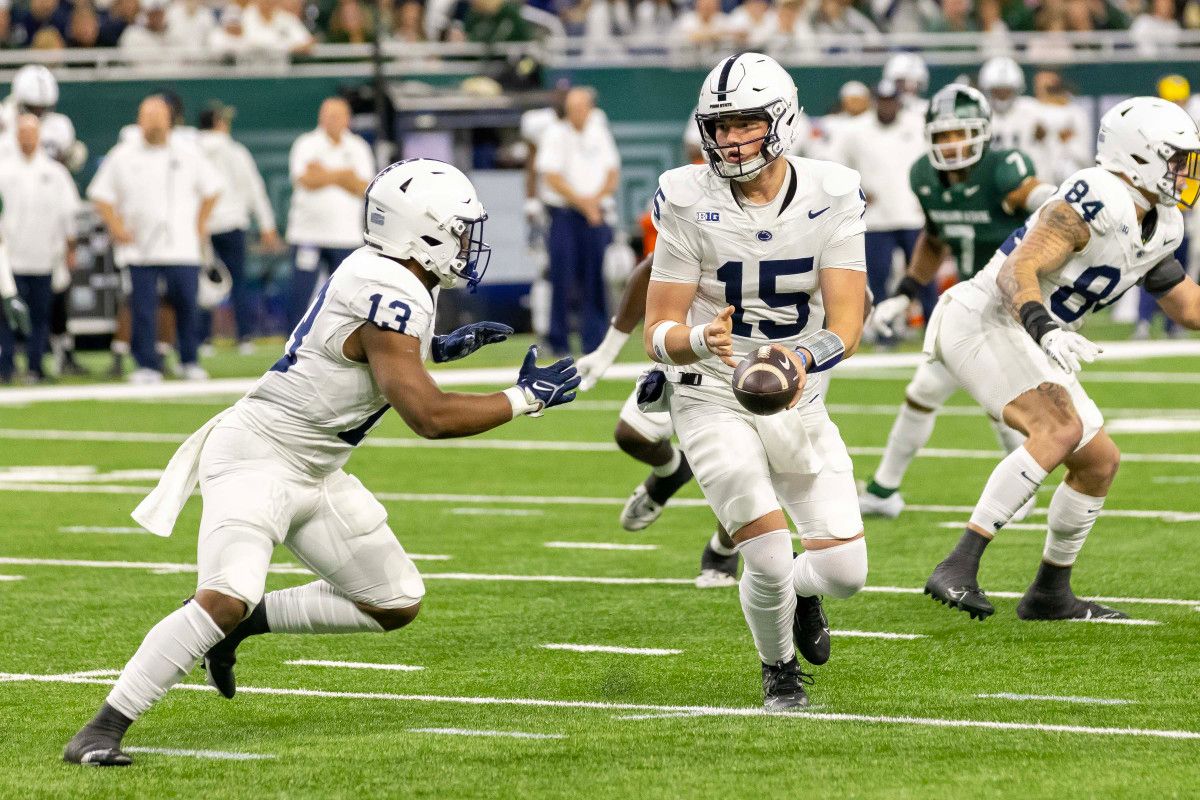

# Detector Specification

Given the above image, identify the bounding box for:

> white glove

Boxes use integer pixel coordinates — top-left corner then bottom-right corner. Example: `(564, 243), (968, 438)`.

(1040, 328), (1102, 374)
(576, 326), (629, 391)
(523, 197), (547, 227)
(867, 295), (911, 339)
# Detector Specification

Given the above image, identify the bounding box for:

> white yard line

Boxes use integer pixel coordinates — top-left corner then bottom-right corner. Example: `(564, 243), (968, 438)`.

(407, 728), (564, 740)
(286, 660), (424, 672)
(541, 643), (681, 656)
(124, 747), (275, 761)
(0, 556), (1192, 608)
(448, 508), (545, 517)
(544, 542), (658, 551)
(1066, 617), (1160, 626)
(2, 671), (1196, 741)
(833, 631), (926, 640)
(1106, 418), (1200, 434)
(937, 522), (1045, 531)
(0, 575), (24, 582)
(976, 693), (1133, 706)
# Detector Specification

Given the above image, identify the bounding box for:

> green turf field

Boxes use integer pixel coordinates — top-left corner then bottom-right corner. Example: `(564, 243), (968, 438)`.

(1, 334), (1198, 799)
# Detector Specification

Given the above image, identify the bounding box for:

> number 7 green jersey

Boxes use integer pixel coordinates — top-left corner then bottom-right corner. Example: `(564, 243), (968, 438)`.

(908, 147), (1036, 279)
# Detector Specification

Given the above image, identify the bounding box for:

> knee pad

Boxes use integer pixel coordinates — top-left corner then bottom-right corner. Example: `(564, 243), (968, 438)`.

(807, 537), (868, 600)
(736, 530), (794, 586)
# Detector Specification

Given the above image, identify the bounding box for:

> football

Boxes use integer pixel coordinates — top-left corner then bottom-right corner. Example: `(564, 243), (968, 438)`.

(731, 344), (803, 416)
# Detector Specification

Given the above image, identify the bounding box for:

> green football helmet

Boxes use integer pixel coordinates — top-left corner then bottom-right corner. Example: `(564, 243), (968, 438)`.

(925, 83), (993, 171)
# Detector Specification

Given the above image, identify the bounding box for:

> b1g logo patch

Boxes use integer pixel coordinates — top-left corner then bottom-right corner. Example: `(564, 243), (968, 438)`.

(696, 211), (720, 223)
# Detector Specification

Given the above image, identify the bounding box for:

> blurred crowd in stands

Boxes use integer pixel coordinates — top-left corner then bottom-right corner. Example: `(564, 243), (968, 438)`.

(0, 0), (1196, 58)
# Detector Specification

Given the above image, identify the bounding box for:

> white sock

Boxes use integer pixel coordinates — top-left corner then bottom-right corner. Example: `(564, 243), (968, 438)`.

(792, 537), (868, 600)
(111, 340), (130, 355)
(990, 417), (1025, 454)
(968, 446), (1048, 535)
(736, 530), (796, 665)
(1043, 483), (1104, 566)
(651, 447), (682, 477)
(264, 580), (385, 634)
(106, 601), (225, 721)
(708, 530), (736, 557)
(873, 404), (937, 490)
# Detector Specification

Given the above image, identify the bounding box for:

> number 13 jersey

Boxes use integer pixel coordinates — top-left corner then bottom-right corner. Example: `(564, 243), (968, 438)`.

(969, 166), (1184, 331)
(650, 156), (867, 389)
(237, 247), (437, 475)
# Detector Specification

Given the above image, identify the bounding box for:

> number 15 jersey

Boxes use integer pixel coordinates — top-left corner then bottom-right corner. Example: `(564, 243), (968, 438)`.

(969, 166), (1184, 331)
(237, 247), (437, 476)
(650, 157), (867, 388)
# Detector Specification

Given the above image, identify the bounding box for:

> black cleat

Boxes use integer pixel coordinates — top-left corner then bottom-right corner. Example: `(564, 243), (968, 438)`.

(925, 560), (994, 620)
(793, 593), (830, 666)
(761, 656), (813, 711)
(63, 704), (133, 767)
(203, 647), (238, 699)
(695, 543), (738, 588)
(1017, 589), (1129, 621)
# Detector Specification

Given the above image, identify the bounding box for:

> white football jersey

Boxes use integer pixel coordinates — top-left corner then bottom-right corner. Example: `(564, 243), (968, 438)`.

(650, 156), (867, 391)
(989, 96), (1041, 154)
(971, 166), (1185, 331)
(236, 247), (437, 474)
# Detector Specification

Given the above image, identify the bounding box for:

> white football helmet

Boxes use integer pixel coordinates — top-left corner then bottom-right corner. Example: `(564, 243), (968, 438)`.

(363, 158), (491, 289)
(883, 52), (929, 97)
(1096, 96), (1200, 208)
(12, 65), (58, 113)
(978, 56), (1025, 113)
(694, 53), (800, 182)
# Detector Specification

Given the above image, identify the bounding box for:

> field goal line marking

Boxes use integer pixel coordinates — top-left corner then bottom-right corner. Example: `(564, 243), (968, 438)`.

(0, 557), (1188, 610)
(124, 747), (275, 761)
(2, 672), (1196, 742)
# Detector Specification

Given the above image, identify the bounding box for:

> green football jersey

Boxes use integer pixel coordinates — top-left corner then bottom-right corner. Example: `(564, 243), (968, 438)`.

(909, 147), (1036, 279)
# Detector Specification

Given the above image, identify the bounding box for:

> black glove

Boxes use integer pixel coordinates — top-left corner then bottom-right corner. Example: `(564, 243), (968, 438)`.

(431, 321), (514, 363)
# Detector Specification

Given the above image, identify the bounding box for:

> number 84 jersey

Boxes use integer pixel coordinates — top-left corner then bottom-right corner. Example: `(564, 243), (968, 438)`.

(973, 166), (1184, 331)
(650, 157), (867, 386)
(237, 247), (437, 475)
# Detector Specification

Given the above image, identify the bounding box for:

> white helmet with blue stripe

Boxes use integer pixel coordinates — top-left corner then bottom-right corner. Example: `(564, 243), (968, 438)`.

(694, 52), (800, 182)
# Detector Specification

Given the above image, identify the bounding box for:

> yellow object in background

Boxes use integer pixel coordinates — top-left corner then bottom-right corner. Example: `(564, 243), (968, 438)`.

(1158, 74), (1191, 104)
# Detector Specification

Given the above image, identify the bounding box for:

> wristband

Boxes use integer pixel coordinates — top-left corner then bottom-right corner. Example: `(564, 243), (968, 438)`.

(896, 275), (923, 301)
(503, 386), (543, 418)
(595, 325), (630, 360)
(650, 321), (681, 365)
(688, 323), (713, 360)
(795, 329), (845, 373)
(1019, 301), (1059, 344)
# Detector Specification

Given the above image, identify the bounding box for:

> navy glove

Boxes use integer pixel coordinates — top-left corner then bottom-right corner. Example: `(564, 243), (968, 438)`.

(514, 345), (580, 413)
(431, 321), (514, 363)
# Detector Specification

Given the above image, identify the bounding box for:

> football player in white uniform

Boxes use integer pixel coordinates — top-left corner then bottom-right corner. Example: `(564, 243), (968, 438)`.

(63, 159), (582, 767)
(978, 56), (1040, 154)
(922, 97), (1200, 621)
(644, 53), (869, 710)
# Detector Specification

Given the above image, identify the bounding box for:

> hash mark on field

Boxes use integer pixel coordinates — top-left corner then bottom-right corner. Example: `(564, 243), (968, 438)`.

(286, 660), (424, 672)
(977, 693), (1134, 706)
(124, 747), (275, 761)
(0, 575), (24, 582)
(544, 542), (659, 551)
(4, 672), (1197, 741)
(833, 631), (926, 641)
(449, 507), (545, 517)
(408, 728), (564, 740)
(541, 644), (682, 656)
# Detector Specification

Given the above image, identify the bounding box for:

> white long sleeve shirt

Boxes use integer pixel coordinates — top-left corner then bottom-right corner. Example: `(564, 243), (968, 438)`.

(0, 149), (80, 276)
(286, 128), (375, 248)
(198, 129), (276, 235)
(87, 134), (221, 267)
(834, 110), (926, 231)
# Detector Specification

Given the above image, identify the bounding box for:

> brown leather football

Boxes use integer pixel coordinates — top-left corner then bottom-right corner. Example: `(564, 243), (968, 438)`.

(731, 344), (801, 416)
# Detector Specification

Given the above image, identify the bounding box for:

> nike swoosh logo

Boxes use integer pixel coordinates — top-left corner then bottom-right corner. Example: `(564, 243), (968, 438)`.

(946, 588), (967, 601)
(1086, 508), (1100, 514)
(1019, 470), (1041, 486)
(776, 356), (790, 370)
(1164, 238), (1177, 246)
(808, 207), (830, 219)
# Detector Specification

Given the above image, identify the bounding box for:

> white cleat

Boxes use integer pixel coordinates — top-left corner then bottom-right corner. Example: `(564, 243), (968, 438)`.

(127, 368), (163, 385)
(180, 364), (210, 381)
(619, 484), (664, 532)
(858, 490), (905, 519)
(695, 568), (738, 589)
(1011, 495), (1037, 523)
